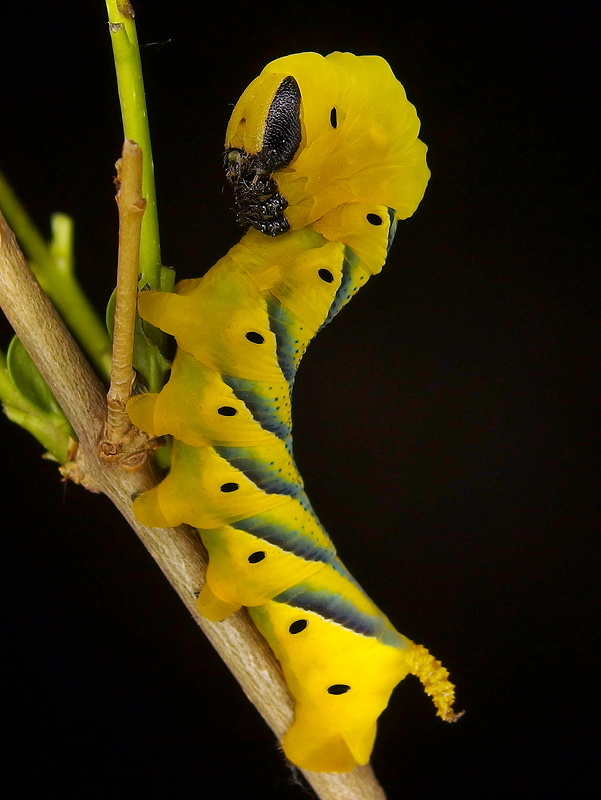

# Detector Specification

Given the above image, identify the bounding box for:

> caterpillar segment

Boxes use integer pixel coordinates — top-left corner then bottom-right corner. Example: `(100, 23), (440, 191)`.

(250, 560), (460, 772)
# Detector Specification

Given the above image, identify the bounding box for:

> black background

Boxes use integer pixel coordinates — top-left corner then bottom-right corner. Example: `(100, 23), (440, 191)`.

(1, 2), (597, 798)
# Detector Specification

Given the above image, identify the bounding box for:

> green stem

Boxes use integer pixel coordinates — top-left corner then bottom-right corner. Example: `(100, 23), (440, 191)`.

(3, 404), (72, 464)
(106, 0), (171, 292)
(0, 171), (112, 381)
(0, 170), (49, 272)
(48, 214), (113, 379)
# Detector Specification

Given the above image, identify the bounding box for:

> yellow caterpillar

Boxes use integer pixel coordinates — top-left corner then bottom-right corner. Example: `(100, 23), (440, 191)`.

(128, 51), (459, 773)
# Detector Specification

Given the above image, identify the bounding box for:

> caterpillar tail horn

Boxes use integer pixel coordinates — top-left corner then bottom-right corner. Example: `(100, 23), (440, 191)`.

(407, 643), (464, 722)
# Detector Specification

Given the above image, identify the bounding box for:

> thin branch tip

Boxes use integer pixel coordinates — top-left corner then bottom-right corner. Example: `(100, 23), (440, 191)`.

(103, 138), (145, 447)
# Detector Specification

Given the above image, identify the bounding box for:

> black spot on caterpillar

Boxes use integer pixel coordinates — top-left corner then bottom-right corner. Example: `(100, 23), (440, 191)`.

(328, 684), (351, 695)
(288, 619), (308, 634)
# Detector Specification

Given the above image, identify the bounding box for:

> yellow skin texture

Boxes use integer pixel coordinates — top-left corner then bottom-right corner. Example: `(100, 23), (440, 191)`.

(128, 52), (459, 772)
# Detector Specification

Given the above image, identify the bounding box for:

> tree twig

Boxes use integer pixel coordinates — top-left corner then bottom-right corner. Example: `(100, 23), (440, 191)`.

(103, 140), (147, 454)
(0, 209), (388, 799)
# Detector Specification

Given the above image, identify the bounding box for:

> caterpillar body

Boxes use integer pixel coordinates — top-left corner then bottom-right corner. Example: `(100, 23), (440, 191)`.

(127, 52), (459, 774)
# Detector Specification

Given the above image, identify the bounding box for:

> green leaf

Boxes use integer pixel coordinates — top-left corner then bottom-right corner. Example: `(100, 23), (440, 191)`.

(133, 315), (172, 393)
(3, 337), (75, 463)
(7, 337), (64, 416)
(105, 288), (172, 394)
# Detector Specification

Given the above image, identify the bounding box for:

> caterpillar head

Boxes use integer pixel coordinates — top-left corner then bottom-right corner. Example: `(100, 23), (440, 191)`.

(225, 52), (430, 236)
(225, 75), (302, 235)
